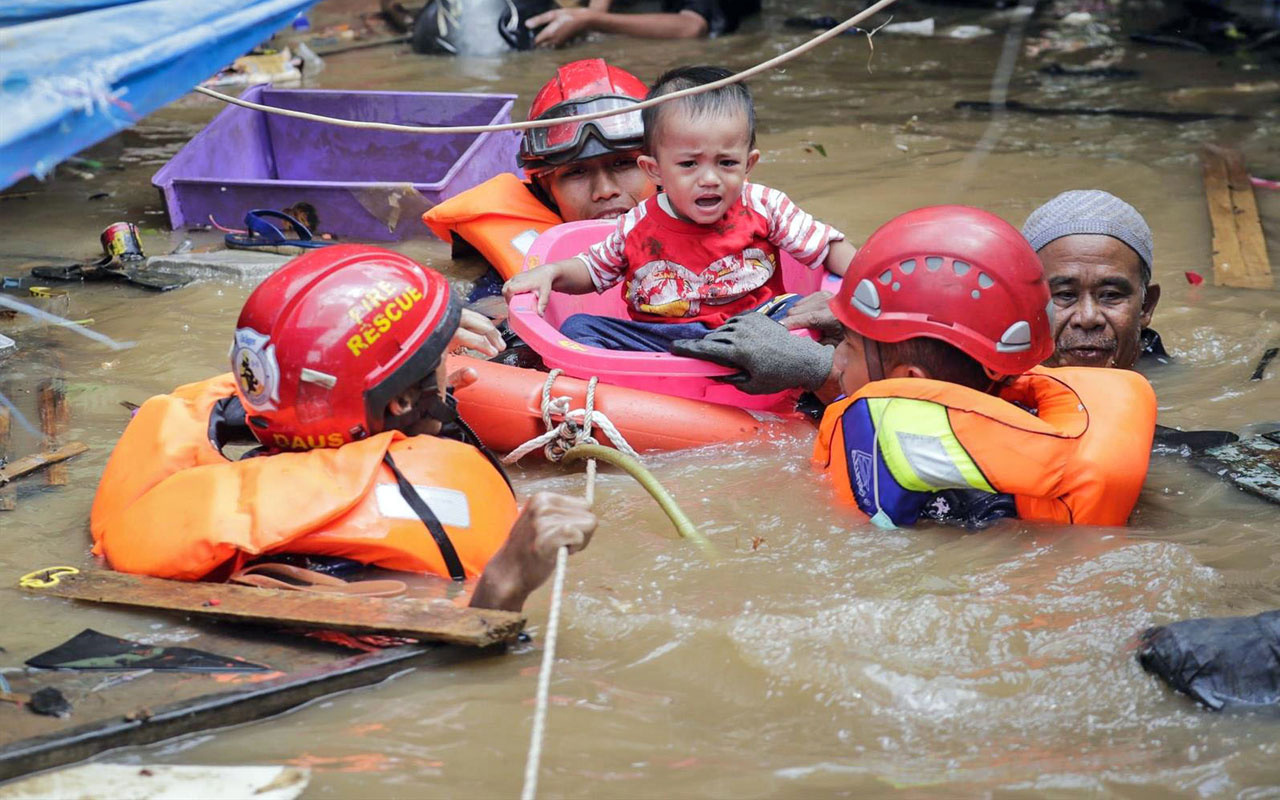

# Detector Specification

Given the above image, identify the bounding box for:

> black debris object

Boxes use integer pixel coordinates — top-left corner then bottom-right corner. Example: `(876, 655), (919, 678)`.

(29, 687), (72, 718)
(26, 629), (269, 673)
(1152, 424), (1239, 453)
(1192, 430), (1280, 505)
(1039, 63), (1140, 79)
(955, 100), (1251, 123)
(1251, 347), (1277, 381)
(1130, 0), (1280, 54)
(1138, 610), (1280, 710)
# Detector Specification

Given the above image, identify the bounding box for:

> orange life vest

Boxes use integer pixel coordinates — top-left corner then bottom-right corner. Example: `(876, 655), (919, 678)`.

(422, 173), (562, 280)
(91, 375), (517, 581)
(812, 366), (1156, 526)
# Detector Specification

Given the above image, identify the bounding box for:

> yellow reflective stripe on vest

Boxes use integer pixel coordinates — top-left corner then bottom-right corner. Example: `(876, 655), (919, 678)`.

(867, 397), (995, 494)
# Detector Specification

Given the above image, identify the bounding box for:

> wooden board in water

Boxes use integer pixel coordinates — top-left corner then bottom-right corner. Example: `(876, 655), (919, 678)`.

(0, 621), (517, 781)
(1194, 430), (1280, 505)
(2, 572), (526, 782)
(1200, 144), (1274, 290)
(22, 570), (524, 647)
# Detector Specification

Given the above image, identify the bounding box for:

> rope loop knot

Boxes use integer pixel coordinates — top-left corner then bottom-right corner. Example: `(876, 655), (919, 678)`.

(502, 370), (640, 465)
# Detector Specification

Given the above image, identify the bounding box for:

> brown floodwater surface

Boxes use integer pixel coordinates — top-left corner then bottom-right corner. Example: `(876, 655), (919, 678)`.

(1, 0), (1278, 795)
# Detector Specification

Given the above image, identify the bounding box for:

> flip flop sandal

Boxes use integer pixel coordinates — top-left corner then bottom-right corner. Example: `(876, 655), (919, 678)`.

(228, 563), (407, 598)
(224, 209), (333, 255)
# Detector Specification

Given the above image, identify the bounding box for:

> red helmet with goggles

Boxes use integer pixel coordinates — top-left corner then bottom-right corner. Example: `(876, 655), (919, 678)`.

(519, 58), (647, 175)
(231, 245), (461, 451)
(830, 206), (1054, 376)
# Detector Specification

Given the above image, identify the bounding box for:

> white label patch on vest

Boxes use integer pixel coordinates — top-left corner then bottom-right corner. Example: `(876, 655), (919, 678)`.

(375, 484), (471, 528)
(510, 229), (540, 256)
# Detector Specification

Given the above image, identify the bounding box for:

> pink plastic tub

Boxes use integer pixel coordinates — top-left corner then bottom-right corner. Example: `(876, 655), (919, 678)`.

(506, 220), (841, 411)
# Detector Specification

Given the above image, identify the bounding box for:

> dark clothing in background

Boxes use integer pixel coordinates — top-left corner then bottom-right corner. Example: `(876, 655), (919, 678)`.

(662, 0), (759, 35)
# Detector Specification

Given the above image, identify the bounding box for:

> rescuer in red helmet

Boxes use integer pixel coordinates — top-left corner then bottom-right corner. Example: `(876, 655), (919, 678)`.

(91, 246), (595, 612)
(673, 206), (1157, 527)
(423, 59), (655, 305)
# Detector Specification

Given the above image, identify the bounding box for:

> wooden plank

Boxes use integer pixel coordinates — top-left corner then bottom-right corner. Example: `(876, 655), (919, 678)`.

(0, 406), (13, 510)
(37, 379), (70, 485)
(0, 442), (88, 485)
(1201, 144), (1275, 290)
(0, 642), (489, 783)
(22, 570), (525, 648)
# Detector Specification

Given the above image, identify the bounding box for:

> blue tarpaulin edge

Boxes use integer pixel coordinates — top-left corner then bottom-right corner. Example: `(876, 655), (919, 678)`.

(0, 0), (316, 190)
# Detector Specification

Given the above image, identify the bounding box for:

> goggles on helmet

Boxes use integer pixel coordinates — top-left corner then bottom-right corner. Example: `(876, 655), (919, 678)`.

(520, 95), (643, 169)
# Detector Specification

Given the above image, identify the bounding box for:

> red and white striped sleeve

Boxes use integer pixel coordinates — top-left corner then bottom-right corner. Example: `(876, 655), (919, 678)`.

(745, 183), (845, 268)
(578, 203), (647, 291)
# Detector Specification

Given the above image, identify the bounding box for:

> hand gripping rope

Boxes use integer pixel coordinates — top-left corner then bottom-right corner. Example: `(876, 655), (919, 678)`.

(510, 371), (713, 799)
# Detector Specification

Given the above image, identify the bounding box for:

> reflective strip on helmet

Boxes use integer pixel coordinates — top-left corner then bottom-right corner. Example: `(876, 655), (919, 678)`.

(866, 397), (994, 494)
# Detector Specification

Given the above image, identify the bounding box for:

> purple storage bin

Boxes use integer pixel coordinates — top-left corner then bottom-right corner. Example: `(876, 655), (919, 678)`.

(153, 85), (521, 241)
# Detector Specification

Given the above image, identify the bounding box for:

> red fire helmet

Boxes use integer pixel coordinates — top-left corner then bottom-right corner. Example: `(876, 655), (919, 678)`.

(830, 205), (1053, 376)
(519, 58), (647, 174)
(231, 245), (460, 451)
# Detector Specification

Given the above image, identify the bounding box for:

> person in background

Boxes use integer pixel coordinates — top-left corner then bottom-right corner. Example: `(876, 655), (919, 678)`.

(1021, 190), (1166, 370)
(527, 0), (760, 47)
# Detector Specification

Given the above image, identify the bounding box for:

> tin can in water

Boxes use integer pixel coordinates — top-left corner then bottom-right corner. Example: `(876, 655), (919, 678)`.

(99, 222), (145, 262)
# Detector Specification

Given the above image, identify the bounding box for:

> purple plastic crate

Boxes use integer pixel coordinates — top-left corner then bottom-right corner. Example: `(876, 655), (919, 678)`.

(153, 85), (521, 241)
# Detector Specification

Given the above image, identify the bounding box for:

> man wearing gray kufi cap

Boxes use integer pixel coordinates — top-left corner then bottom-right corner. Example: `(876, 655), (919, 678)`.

(1022, 190), (1165, 370)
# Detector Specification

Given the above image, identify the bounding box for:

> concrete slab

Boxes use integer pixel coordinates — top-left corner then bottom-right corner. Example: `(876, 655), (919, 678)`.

(144, 251), (291, 284)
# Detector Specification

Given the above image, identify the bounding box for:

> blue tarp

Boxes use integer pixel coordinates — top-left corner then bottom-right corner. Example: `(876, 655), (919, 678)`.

(0, 0), (316, 189)
(0, 1), (141, 25)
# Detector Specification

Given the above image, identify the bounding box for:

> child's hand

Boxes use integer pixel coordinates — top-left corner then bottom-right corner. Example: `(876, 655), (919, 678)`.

(502, 265), (557, 316)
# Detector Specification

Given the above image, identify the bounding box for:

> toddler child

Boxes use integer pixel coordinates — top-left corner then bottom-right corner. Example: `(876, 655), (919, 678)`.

(502, 64), (856, 352)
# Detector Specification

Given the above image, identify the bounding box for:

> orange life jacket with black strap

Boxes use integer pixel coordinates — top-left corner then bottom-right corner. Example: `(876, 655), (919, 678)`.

(422, 173), (562, 280)
(812, 366), (1156, 527)
(90, 375), (517, 582)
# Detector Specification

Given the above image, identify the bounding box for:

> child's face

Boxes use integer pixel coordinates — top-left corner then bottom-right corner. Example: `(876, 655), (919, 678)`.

(833, 327), (873, 396)
(637, 109), (760, 225)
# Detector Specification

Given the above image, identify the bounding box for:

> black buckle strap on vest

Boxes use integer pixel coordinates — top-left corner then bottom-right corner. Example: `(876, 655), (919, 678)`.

(382, 452), (467, 582)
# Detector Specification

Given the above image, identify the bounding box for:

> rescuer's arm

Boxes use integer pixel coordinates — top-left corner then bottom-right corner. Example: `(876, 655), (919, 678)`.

(671, 313), (837, 396)
(469, 492), (598, 612)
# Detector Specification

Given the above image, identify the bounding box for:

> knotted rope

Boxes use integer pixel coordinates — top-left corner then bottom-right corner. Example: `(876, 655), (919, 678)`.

(501, 369), (641, 466)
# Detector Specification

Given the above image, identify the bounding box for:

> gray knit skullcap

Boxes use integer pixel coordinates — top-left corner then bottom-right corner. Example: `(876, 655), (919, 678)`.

(1022, 190), (1153, 283)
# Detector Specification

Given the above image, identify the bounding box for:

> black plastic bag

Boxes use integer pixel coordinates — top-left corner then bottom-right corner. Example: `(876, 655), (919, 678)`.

(1137, 610), (1280, 710)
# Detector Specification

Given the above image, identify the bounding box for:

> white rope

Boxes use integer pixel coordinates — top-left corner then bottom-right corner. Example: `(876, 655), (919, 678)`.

(520, 544), (567, 800)
(192, 0), (901, 136)
(501, 370), (641, 465)
(517, 370), (611, 799)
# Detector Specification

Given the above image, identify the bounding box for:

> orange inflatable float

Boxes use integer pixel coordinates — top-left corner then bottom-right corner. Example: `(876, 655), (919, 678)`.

(449, 355), (811, 455)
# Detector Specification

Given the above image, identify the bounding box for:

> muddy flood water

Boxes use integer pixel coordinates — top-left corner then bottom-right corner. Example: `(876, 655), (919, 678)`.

(2, 0), (1279, 795)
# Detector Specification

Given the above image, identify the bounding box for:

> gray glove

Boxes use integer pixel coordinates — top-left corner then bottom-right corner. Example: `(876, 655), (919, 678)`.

(670, 312), (834, 395)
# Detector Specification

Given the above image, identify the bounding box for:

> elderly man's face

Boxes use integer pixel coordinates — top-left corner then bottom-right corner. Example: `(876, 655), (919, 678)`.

(1039, 234), (1160, 370)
